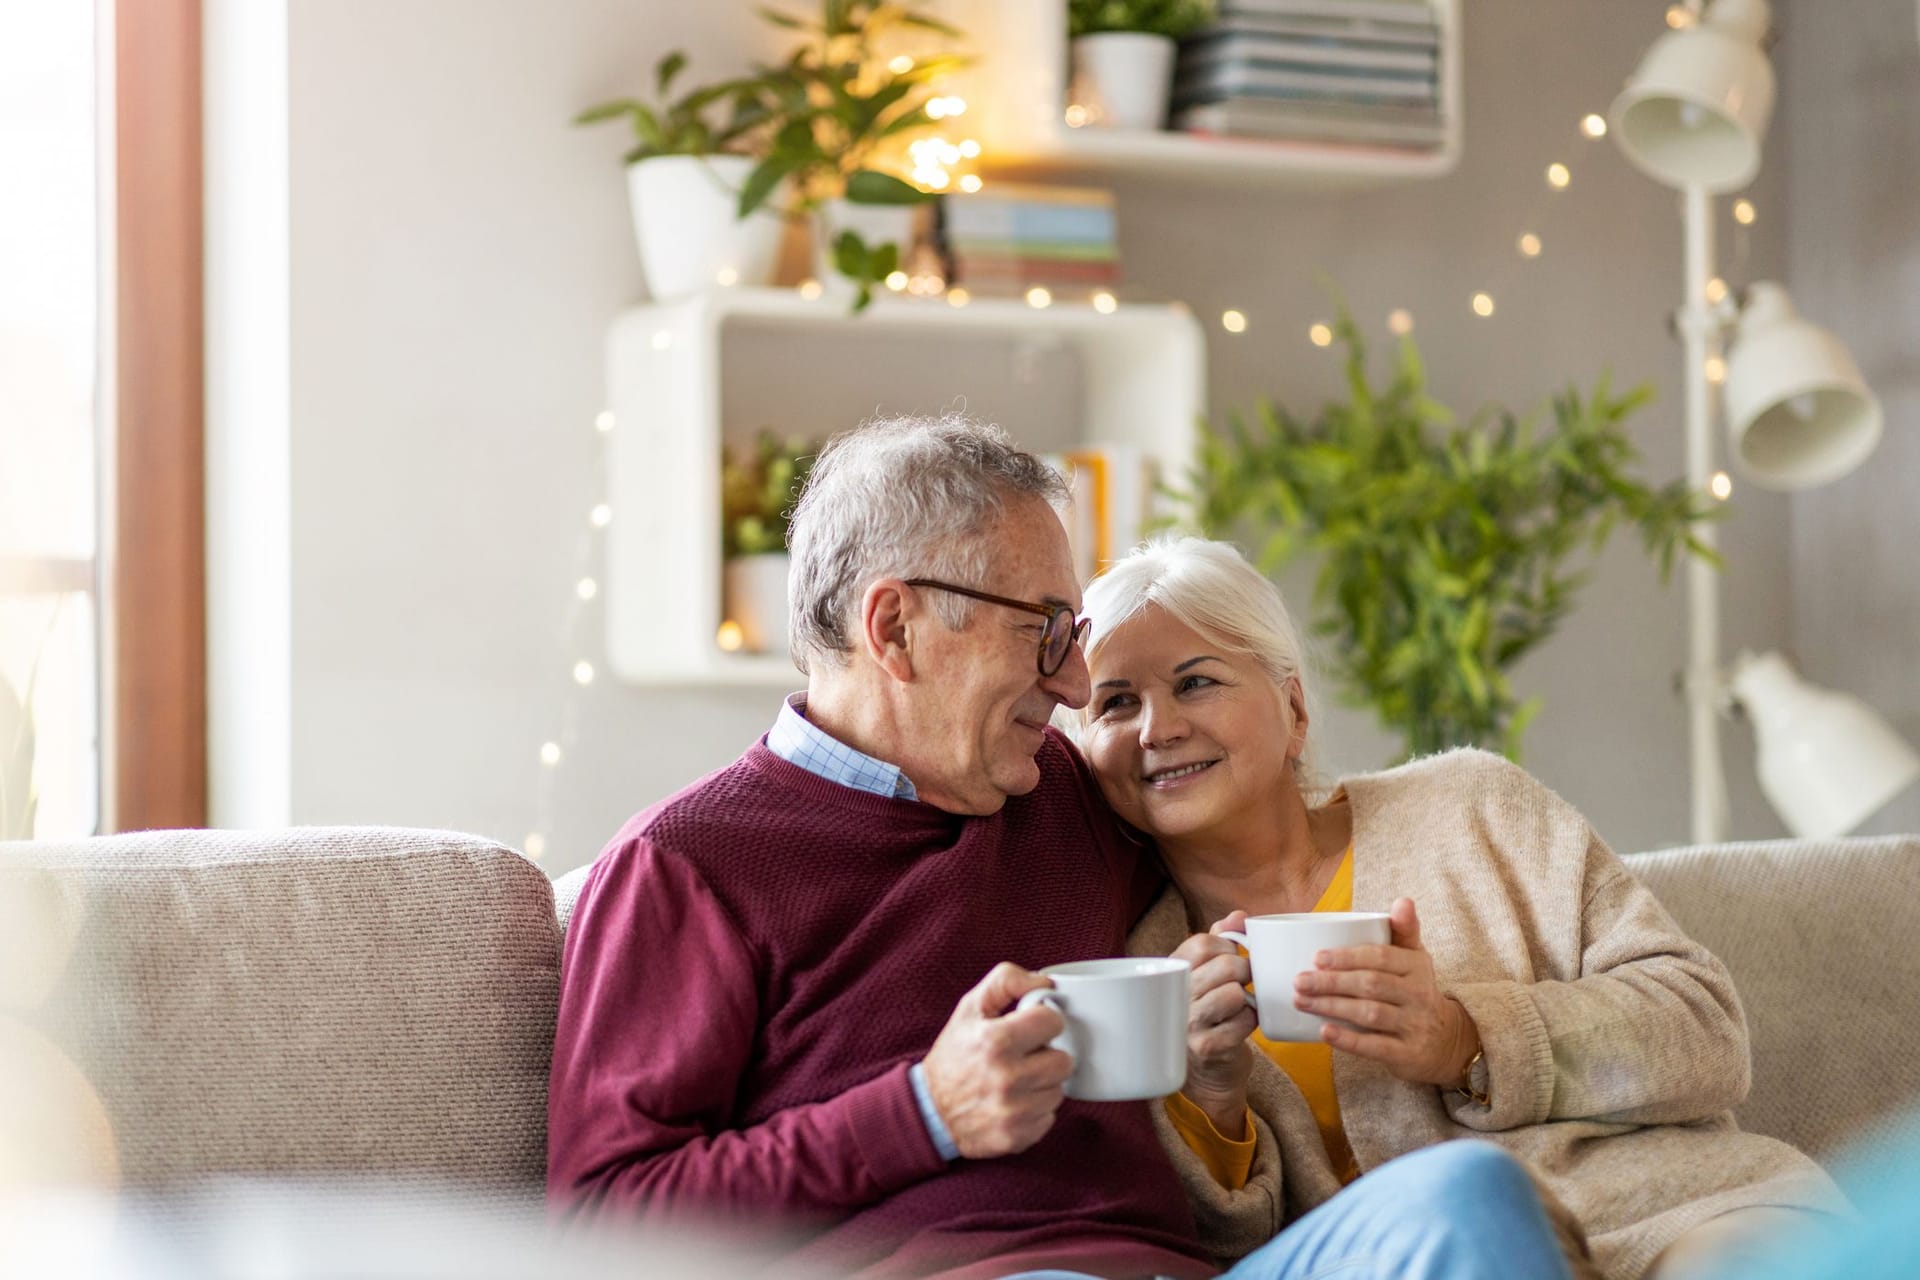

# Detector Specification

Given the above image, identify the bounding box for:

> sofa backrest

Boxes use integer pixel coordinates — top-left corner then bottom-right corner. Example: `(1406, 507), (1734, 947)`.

(3, 827), (560, 1193)
(1630, 834), (1920, 1161)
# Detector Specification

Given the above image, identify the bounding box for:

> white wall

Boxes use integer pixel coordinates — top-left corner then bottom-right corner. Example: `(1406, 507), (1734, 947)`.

(246, 0), (1832, 873)
(1779, 0), (1920, 835)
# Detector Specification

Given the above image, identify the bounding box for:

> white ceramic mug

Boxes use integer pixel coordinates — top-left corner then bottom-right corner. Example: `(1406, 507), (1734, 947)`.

(1218, 912), (1392, 1043)
(1013, 957), (1189, 1101)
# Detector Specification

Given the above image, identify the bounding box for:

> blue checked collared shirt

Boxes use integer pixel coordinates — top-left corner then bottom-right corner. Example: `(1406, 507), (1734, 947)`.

(765, 693), (958, 1161)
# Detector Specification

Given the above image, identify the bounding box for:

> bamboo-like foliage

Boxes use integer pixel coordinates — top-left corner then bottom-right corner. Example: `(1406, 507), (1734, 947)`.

(1186, 313), (1719, 761)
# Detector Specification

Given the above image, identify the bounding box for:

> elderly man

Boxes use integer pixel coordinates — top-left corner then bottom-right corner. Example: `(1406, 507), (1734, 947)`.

(547, 415), (1574, 1279)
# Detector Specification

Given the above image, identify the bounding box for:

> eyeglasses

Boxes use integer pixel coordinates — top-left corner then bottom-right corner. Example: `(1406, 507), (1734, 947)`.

(905, 578), (1091, 677)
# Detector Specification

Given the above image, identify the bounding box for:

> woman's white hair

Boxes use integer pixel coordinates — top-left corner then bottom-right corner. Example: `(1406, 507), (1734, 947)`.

(786, 412), (1069, 673)
(1070, 535), (1324, 787)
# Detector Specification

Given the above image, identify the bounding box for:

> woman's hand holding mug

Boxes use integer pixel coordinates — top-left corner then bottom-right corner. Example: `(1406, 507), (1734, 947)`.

(1292, 897), (1481, 1088)
(1170, 911), (1259, 1139)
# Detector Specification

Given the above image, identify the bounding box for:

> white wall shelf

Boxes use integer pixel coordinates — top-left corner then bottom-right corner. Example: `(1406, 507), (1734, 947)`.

(952, 0), (1461, 188)
(604, 287), (1205, 686)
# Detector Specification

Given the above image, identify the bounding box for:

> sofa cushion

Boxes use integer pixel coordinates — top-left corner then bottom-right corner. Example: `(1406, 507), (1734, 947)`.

(2, 827), (559, 1192)
(1630, 834), (1920, 1160)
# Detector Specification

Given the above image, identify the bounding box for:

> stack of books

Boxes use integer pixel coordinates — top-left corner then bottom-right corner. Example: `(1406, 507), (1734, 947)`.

(1169, 0), (1446, 152)
(931, 185), (1119, 298)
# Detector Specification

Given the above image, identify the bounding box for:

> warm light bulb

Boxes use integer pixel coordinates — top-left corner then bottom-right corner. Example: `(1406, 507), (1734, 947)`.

(715, 266), (739, 287)
(1387, 309), (1414, 336)
(595, 410), (616, 433)
(1092, 291), (1118, 314)
(1221, 309), (1248, 334)
(1026, 286), (1053, 309)
(1666, 5), (1696, 29)
(1732, 199), (1757, 226)
(1710, 470), (1733, 500)
(540, 742), (562, 767)
(589, 503), (612, 529)
(576, 577), (599, 601)
(882, 270), (908, 292)
(958, 139), (981, 158)
(888, 55), (914, 74)
(942, 97), (966, 117)
(1472, 292), (1496, 317)
(927, 171), (951, 190)
(947, 286), (970, 307)
(716, 621), (745, 652)
(524, 833), (547, 860)
(1309, 323), (1333, 347)
(1064, 104), (1090, 128)
(651, 330), (672, 351)
(798, 278), (823, 301)
(1704, 277), (1729, 304)
(927, 100), (948, 121)
(1546, 163), (1571, 189)
(1518, 233), (1542, 258)
(1704, 355), (1727, 384)
(958, 174), (983, 193)
(1581, 113), (1608, 139)
(572, 661), (595, 686)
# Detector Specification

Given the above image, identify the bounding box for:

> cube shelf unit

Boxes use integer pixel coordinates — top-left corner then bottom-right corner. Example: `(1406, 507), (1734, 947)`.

(603, 287), (1206, 686)
(951, 0), (1461, 186)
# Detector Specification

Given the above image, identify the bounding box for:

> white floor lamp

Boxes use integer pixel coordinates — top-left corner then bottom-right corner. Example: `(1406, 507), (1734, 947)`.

(1610, 0), (1920, 844)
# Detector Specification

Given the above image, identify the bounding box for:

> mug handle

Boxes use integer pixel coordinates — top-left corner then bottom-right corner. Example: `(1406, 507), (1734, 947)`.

(1216, 930), (1259, 1010)
(1014, 988), (1079, 1070)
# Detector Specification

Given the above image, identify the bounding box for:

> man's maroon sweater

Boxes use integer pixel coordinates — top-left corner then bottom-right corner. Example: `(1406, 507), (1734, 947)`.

(547, 729), (1212, 1279)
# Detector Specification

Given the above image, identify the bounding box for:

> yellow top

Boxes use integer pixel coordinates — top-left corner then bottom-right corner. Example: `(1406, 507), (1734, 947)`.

(1164, 845), (1361, 1189)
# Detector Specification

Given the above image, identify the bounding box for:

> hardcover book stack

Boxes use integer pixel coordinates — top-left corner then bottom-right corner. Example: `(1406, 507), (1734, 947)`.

(934, 184), (1119, 298)
(1170, 0), (1446, 152)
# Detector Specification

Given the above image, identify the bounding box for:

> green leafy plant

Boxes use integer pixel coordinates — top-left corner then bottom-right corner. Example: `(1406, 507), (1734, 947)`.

(1186, 313), (1718, 762)
(737, 1), (970, 309)
(723, 431), (820, 557)
(1069, 0), (1217, 39)
(573, 52), (771, 163)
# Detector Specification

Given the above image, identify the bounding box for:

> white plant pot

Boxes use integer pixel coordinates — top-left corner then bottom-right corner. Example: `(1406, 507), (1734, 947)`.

(1070, 33), (1178, 131)
(811, 198), (919, 297)
(723, 553), (791, 657)
(626, 154), (785, 301)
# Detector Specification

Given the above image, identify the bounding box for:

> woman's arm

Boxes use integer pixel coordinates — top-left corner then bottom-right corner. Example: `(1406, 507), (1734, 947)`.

(1446, 831), (1752, 1132)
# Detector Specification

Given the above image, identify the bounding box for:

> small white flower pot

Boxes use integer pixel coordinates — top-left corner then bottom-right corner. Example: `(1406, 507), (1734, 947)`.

(811, 198), (919, 298)
(723, 553), (791, 657)
(1070, 32), (1178, 131)
(627, 154), (786, 301)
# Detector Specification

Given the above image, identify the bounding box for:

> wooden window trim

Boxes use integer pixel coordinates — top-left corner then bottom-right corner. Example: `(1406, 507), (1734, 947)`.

(108, 0), (206, 830)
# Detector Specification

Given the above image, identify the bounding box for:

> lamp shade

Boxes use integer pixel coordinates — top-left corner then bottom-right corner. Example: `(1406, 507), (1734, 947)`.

(1730, 650), (1920, 839)
(1610, 0), (1775, 193)
(1724, 282), (1884, 490)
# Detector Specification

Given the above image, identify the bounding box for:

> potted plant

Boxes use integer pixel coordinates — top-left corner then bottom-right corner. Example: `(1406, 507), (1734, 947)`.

(1185, 313), (1719, 761)
(721, 431), (819, 656)
(1068, 0), (1216, 131)
(574, 52), (782, 300)
(736, 2), (969, 309)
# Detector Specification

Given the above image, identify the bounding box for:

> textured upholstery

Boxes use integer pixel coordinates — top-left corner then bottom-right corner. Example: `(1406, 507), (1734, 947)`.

(3, 827), (560, 1192)
(1629, 835), (1920, 1160)
(552, 863), (593, 937)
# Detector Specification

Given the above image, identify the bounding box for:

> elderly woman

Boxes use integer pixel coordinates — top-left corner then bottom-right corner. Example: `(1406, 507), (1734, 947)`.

(1067, 536), (1846, 1280)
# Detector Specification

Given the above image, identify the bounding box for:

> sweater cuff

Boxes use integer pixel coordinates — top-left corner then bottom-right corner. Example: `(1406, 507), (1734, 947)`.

(842, 1060), (950, 1193)
(1164, 1091), (1256, 1190)
(1446, 981), (1555, 1130)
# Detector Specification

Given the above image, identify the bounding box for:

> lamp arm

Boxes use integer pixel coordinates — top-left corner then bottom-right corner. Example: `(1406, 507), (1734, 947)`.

(1681, 185), (1731, 845)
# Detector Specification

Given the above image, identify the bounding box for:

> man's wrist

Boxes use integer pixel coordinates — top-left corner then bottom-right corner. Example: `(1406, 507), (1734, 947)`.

(1182, 1084), (1250, 1141)
(908, 1061), (961, 1161)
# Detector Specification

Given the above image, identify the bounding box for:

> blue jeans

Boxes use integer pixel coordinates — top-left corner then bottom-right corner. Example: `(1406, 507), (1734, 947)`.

(1007, 1140), (1571, 1280)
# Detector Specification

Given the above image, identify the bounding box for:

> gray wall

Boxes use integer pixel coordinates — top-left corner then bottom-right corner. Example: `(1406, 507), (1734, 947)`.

(267, 0), (1846, 874)
(1780, 0), (1920, 836)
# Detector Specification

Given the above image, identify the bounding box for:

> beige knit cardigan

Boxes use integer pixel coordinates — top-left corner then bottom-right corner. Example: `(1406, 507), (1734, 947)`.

(1129, 748), (1848, 1280)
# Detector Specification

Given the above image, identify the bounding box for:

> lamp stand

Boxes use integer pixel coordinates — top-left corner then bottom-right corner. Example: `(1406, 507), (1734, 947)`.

(1680, 185), (1731, 845)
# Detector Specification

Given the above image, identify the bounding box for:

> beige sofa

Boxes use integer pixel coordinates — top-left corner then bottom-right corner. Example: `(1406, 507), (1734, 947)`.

(7, 827), (1919, 1210)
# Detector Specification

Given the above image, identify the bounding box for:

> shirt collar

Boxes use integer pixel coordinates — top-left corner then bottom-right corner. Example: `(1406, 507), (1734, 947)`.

(767, 692), (919, 802)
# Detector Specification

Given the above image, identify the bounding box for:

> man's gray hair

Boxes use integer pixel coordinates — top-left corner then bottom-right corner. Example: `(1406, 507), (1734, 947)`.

(786, 412), (1069, 673)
